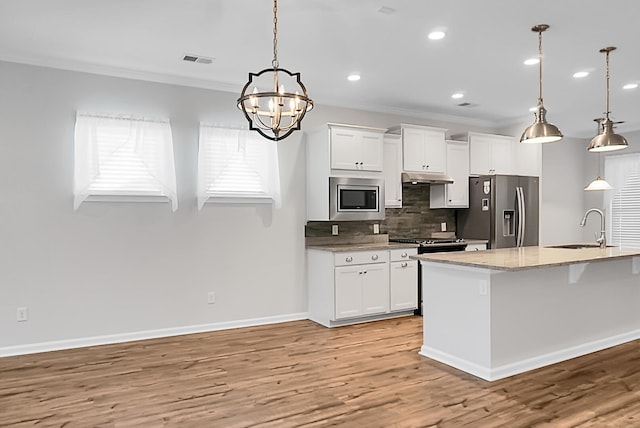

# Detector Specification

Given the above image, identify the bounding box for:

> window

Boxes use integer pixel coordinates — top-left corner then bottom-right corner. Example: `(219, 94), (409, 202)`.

(604, 153), (640, 248)
(73, 112), (178, 211)
(197, 125), (281, 209)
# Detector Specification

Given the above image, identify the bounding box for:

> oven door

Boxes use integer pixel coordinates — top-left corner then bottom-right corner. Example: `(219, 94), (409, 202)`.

(329, 177), (385, 221)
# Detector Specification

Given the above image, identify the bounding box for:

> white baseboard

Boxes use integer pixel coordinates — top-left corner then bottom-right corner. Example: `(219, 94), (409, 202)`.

(0, 312), (309, 358)
(421, 328), (640, 381)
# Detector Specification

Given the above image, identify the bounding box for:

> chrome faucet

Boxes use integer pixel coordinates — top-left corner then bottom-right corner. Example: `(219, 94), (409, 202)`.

(580, 208), (606, 248)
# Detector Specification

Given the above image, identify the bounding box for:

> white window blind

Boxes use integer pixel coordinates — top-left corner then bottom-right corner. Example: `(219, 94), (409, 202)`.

(197, 125), (281, 210)
(74, 112), (178, 211)
(604, 153), (640, 248)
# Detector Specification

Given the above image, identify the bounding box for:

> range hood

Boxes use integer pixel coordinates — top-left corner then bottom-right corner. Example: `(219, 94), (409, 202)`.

(401, 172), (454, 185)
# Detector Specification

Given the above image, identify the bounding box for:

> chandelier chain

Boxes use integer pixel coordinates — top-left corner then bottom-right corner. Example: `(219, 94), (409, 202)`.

(272, 0), (279, 69)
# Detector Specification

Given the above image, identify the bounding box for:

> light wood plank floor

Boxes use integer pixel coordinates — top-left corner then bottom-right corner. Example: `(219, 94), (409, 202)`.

(2, 316), (640, 427)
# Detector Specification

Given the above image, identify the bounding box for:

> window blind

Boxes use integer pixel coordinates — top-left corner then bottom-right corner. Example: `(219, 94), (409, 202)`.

(74, 113), (178, 211)
(604, 153), (640, 248)
(197, 125), (281, 209)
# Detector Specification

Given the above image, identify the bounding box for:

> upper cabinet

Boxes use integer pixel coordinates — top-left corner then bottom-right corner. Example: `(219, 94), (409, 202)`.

(430, 140), (470, 208)
(383, 134), (402, 208)
(466, 132), (514, 176)
(395, 124), (447, 173)
(329, 124), (385, 172)
(513, 140), (542, 177)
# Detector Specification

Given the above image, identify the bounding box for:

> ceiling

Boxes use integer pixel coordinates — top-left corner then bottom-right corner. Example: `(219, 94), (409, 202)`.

(1, 0), (639, 138)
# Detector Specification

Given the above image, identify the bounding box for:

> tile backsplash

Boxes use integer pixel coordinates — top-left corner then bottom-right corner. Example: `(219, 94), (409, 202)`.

(305, 184), (456, 242)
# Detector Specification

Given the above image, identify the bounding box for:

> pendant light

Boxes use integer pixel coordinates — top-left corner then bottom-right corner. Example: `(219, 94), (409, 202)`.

(587, 47), (628, 152)
(585, 118), (613, 191)
(520, 24), (563, 144)
(237, 0), (313, 141)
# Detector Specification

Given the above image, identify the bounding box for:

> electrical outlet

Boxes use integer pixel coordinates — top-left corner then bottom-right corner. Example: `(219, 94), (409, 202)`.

(207, 292), (216, 304)
(373, 224), (380, 234)
(479, 280), (488, 296)
(441, 222), (447, 232)
(332, 224), (339, 236)
(16, 307), (28, 322)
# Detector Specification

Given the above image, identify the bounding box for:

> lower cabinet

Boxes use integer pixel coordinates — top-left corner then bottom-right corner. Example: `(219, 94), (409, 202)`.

(307, 247), (418, 327)
(335, 263), (389, 319)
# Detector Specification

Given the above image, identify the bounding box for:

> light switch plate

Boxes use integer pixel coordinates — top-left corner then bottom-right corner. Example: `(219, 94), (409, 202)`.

(332, 224), (339, 235)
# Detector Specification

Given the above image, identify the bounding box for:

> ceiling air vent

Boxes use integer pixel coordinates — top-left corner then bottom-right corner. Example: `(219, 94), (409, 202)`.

(457, 102), (476, 107)
(182, 54), (214, 64)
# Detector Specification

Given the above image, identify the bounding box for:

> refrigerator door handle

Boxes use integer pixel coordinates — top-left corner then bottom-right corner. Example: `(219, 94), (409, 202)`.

(516, 186), (526, 247)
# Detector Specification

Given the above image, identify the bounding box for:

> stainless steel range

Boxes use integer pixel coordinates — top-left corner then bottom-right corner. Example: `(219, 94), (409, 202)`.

(389, 237), (468, 315)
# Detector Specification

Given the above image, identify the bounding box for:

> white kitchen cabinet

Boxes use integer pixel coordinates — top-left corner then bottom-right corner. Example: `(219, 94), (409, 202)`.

(329, 125), (384, 171)
(513, 140), (542, 177)
(383, 134), (402, 208)
(389, 248), (418, 311)
(430, 140), (470, 208)
(399, 124), (447, 173)
(467, 132), (514, 176)
(307, 247), (416, 327)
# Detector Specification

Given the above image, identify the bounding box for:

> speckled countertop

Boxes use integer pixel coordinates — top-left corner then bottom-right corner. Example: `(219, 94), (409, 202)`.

(306, 242), (419, 252)
(414, 245), (640, 271)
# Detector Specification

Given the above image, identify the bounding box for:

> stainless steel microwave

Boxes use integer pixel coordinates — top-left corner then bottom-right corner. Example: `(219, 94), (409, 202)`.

(329, 177), (385, 221)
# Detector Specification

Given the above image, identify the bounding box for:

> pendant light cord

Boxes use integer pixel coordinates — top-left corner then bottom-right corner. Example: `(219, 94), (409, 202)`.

(538, 29), (543, 101)
(605, 49), (610, 119)
(272, 0), (279, 69)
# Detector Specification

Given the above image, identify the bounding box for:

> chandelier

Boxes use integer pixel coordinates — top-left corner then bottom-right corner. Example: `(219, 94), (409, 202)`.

(237, 0), (313, 141)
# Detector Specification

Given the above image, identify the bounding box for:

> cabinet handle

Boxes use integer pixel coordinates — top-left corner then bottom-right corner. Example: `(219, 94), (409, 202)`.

(346, 256), (353, 262)
(401, 252), (407, 258)
(363, 270), (367, 274)
(401, 262), (408, 267)
(371, 254), (379, 261)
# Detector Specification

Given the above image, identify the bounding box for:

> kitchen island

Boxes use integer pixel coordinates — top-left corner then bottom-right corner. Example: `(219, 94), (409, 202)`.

(414, 245), (640, 381)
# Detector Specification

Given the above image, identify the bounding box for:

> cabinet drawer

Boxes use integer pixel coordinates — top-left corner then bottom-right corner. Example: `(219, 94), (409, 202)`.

(334, 250), (389, 266)
(389, 248), (417, 262)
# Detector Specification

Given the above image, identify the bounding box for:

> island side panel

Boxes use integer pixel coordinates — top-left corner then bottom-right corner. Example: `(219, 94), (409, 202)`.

(490, 258), (640, 379)
(419, 262), (492, 379)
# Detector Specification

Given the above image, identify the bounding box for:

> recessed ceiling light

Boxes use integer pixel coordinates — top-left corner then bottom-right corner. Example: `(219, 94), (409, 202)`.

(623, 83), (638, 90)
(573, 71), (589, 78)
(428, 31), (446, 40)
(378, 6), (396, 14)
(451, 92), (464, 99)
(524, 58), (539, 65)
(347, 73), (361, 82)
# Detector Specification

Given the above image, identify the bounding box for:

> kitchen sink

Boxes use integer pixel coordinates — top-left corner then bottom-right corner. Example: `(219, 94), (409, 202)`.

(545, 243), (614, 249)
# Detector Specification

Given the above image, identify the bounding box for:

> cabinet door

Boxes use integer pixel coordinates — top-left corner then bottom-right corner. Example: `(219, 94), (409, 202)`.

(359, 132), (384, 171)
(383, 135), (402, 207)
(390, 260), (418, 311)
(330, 128), (361, 170)
(402, 127), (426, 172)
(362, 263), (389, 315)
(445, 140), (469, 207)
(469, 133), (493, 175)
(423, 128), (446, 173)
(334, 265), (363, 319)
(491, 135), (514, 175)
(513, 141), (541, 177)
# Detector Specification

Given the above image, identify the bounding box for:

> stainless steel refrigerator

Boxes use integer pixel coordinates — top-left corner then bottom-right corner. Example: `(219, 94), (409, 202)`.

(457, 175), (539, 249)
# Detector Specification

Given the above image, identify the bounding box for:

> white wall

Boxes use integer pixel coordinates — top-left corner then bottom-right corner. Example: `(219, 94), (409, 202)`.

(0, 61), (500, 354)
(1, 60), (603, 354)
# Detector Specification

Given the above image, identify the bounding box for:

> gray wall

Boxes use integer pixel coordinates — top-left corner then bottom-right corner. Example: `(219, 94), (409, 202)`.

(0, 60), (597, 353)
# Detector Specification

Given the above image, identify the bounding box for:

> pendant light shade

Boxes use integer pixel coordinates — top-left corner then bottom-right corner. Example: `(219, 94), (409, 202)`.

(584, 176), (613, 191)
(585, 119), (613, 191)
(520, 24), (563, 144)
(587, 47), (627, 152)
(237, 0), (313, 141)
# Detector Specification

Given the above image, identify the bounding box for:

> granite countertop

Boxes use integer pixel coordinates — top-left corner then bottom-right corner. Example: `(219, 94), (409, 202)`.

(413, 245), (640, 271)
(306, 242), (420, 252)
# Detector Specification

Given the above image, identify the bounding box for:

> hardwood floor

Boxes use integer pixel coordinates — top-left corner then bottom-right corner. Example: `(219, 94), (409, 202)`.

(2, 316), (640, 427)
